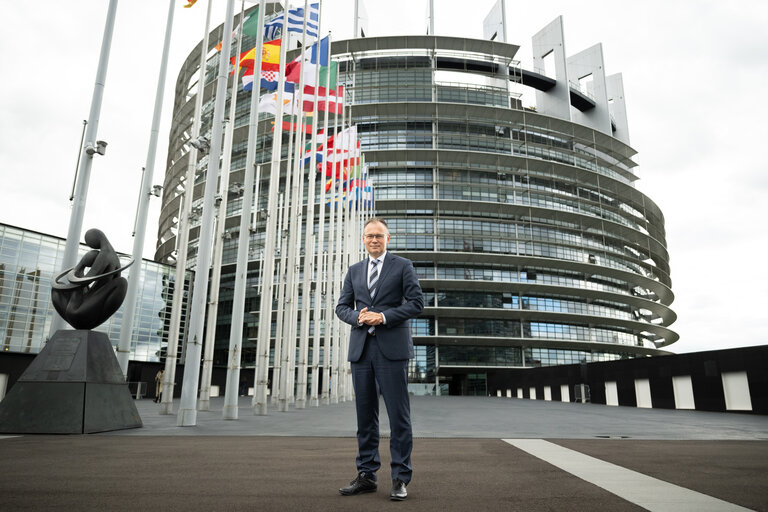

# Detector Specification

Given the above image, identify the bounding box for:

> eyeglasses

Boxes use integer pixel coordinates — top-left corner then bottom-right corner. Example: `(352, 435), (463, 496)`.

(363, 234), (387, 240)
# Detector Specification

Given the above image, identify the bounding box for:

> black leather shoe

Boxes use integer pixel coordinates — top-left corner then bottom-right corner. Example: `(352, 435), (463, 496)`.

(339, 472), (377, 496)
(390, 479), (407, 501)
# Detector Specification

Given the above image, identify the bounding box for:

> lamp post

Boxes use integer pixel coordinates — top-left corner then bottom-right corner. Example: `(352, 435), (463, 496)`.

(116, 0), (175, 375)
(49, 0), (118, 336)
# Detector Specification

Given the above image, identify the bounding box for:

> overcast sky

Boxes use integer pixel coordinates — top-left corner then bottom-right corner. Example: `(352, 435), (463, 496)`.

(1, 0), (766, 355)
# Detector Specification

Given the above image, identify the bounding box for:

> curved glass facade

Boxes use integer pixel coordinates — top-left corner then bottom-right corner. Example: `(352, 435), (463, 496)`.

(157, 32), (676, 395)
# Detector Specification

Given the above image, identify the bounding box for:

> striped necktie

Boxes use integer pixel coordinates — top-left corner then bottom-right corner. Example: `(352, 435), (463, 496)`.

(368, 259), (379, 298)
(367, 259), (379, 334)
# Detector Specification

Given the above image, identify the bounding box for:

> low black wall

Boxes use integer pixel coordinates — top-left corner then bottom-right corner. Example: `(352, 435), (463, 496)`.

(487, 345), (768, 414)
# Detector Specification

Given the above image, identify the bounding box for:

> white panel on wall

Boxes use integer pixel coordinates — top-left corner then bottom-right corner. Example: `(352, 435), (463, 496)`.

(529, 387), (536, 400)
(531, 16), (571, 120)
(672, 375), (695, 410)
(209, 385), (220, 398)
(605, 381), (619, 406)
(496, 390), (502, 397)
(560, 384), (570, 402)
(634, 378), (652, 408)
(0, 373), (7, 402)
(722, 371), (752, 411)
(544, 386), (552, 401)
(506, 389), (512, 398)
(517, 388), (523, 399)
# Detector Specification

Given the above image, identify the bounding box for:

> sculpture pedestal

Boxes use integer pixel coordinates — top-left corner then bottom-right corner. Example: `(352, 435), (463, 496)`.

(0, 330), (142, 434)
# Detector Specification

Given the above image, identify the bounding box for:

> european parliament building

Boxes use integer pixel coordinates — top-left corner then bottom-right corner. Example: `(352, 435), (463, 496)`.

(154, 14), (676, 395)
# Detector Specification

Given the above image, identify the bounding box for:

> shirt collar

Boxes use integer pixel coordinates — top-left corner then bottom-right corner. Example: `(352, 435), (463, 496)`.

(370, 251), (387, 264)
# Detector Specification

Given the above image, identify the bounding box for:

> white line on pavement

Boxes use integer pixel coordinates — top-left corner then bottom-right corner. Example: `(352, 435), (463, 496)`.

(503, 439), (753, 512)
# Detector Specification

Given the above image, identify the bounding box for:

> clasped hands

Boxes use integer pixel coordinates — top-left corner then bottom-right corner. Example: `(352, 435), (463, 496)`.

(358, 307), (384, 326)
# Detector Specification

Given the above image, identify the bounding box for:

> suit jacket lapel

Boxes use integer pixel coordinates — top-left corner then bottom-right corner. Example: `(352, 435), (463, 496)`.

(361, 258), (375, 302)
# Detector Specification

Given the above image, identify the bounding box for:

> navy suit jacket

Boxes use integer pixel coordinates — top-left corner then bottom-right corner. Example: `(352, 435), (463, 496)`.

(336, 252), (424, 362)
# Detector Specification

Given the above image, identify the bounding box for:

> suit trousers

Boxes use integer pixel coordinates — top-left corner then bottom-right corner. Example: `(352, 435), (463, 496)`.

(351, 334), (413, 484)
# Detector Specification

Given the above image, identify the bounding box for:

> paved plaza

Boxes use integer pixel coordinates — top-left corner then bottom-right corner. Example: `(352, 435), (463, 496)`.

(1, 396), (767, 511)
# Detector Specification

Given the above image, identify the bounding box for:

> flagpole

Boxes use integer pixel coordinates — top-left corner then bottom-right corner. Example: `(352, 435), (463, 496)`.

(49, 0), (118, 336)
(278, 0), (313, 411)
(223, 0), (268, 421)
(296, 10), (324, 410)
(198, 0), (246, 412)
(330, 100), (346, 404)
(116, 0), (175, 375)
(271, 188), (288, 405)
(343, 96), (356, 401)
(281, 98), (304, 410)
(340, 114), (354, 402)
(254, 10), (290, 415)
(273, 109), (294, 409)
(177, 0), (237, 427)
(160, 0), (213, 415)
(272, 84), (302, 409)
(310, 31), (332, 407)
(324, 107), (339, 405)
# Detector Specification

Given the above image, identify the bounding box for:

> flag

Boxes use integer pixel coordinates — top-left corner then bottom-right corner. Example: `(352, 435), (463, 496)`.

(346, 178), (372, 208)
(259, 91), (297, 115)
(233, 39), (280, 73)
(301, 84), (343, 114)
(244, 70), (296, 93)
(262, 14), (285, 42)
(239, 39), (285, 91)
(281, 118), (314, 133)
(285, 36), (330, 86)
(286, 3), (320, 38)
(241, 8), (284, 40)
(350, 178), (374, 209)
(246, 71), (295, 92)
(263, 3), (320, 41)
(241, 7), (262, 38)
(318, 127), (359, 179)
(183, 0), (198, 8)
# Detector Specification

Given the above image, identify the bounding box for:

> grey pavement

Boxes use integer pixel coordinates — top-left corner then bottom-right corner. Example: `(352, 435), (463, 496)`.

(2, 396), (767, 511)
(109, 395), (768, 440)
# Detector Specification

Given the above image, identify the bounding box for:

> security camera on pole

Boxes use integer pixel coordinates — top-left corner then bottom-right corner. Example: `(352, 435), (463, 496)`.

(117, 0), (176, 376)
(48, 0), (118, 336)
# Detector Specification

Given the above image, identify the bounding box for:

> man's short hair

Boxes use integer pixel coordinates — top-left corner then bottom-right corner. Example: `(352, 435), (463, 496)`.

(364, 217), (388, 232)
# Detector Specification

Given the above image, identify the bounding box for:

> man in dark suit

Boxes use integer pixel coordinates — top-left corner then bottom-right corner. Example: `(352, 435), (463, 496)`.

(336, 218), (424, 501)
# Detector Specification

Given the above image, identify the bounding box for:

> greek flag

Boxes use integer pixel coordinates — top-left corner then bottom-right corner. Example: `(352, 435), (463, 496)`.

(263, 16), (283, 41)
(263, 3), (320, 40)
(287, 3), (320, 37)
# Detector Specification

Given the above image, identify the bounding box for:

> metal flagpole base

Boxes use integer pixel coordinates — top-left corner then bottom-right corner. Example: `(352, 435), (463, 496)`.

(159, 401), (174, 415)
(222, 405), (238, 420)
(310, 397), (319, 407)
(197, 399), (210, 411)
(176, 407), (197, 426)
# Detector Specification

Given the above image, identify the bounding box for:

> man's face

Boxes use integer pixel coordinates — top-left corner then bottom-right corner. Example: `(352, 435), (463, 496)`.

(363, 221), (390, 259)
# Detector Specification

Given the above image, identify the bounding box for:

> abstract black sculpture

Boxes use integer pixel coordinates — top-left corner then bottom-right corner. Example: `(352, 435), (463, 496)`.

(0, 229), (142, 434)
(51, 228), (133, 330)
